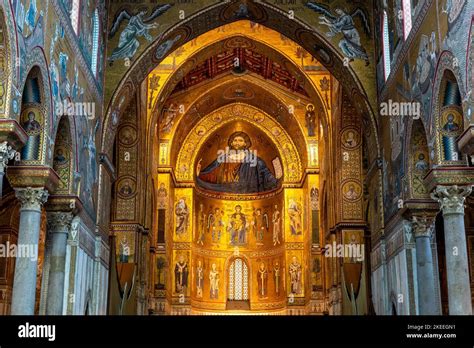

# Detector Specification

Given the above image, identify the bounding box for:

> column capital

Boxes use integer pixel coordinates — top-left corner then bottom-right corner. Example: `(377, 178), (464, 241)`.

(0, 141), (16, 173)
(15, 187), (49, 211)
(431, 185), (473, 216)
(47, 212), (74, 233)
(411, 215), (435, 238)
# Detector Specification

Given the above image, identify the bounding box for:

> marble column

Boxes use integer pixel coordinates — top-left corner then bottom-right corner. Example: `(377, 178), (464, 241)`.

(411, 216), (438, 314)
(0, 141), (16, 198)
(45, 212), (73, 315)
(431, 185), (473, 315)
(11, 187), (49, 315)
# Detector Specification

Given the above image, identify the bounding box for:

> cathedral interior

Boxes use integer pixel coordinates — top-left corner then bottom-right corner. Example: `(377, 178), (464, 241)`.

(0, 0), (473, 316)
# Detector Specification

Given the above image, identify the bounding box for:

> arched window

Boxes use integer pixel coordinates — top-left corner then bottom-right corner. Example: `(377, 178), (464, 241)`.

(402, 0), (412, 40)
(70, 0), (80, 34)
(382, 11), (391, 81)
(228, 258), (249, 301)
(91, 9), (100, 76)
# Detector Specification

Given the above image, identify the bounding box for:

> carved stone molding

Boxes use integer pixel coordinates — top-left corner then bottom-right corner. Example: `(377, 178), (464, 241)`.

(70, 216), (81, 242)
(424, 167), (474, 193)
(431, 185), (473, 216)
(0, 141), (16, 173)
(457, 125), (474, 156)
(7, 166), (60, 192)
(46, 195), (84, 215)
(15, 187), (49, 211)
(0, 119), (28, 149)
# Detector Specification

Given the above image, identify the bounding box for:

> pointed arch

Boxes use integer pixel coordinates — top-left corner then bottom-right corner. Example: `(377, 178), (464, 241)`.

(407, 119), (430, 198)
(19, 66), (46, 163)
(102, 4), (381, 164)
(434, 68), (464, 164)
(429, 51), (467, 165)
(52, 115), (75, 194)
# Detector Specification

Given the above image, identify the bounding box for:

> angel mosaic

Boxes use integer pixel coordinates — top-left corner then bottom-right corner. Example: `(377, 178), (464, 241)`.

(108, 4), (172, 63)
(306, 2), (371, 65)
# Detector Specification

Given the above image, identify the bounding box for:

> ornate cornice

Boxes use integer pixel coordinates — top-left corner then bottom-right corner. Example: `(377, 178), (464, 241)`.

(195, 186), (283, 201)
(431, 185), (473, 216)
(0, 119), (28, 149)
(400, 199), (439, 212)
(400, 199), (439, 223)
(46, 194), (83, 215)
(424, 167), (474, 193)
(331, 221), (367, 232)
(192, 244), (285, 258)
(6, 165), (60, 192)
(110, 222), (146, 234)
(15, 187), (49, 211)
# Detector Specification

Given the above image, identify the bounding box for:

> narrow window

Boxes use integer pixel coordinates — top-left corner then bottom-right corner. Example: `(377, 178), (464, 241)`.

(91, 9), (100, 76)
(382, 11), (391, 80)
(70, 0), (80, 34)
(402, 0), (412, 40)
